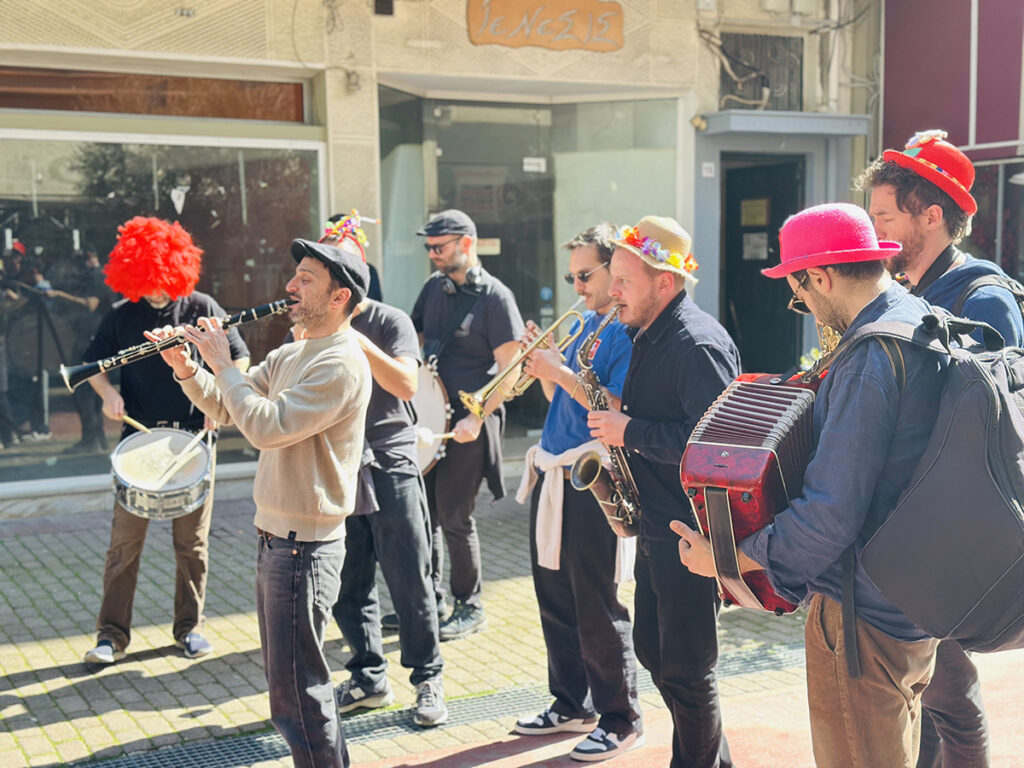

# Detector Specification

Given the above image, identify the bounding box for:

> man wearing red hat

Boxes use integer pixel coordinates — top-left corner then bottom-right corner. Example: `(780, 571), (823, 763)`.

(674, 203), (946, 767)
(858, 130), (1009, 768)
(82, 217), (250, 666)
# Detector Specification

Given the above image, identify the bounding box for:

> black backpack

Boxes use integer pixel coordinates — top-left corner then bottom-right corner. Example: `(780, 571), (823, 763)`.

(951, 273), (1024, 323)
(834, 314), (1024, 656)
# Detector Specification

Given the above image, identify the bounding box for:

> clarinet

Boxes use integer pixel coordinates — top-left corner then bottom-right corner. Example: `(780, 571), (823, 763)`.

(59, 299), (297, 392)
(569, 305), (642, 537)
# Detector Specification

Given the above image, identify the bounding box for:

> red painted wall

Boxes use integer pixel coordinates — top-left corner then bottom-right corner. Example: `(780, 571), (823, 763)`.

(883, 0), (1023, 160)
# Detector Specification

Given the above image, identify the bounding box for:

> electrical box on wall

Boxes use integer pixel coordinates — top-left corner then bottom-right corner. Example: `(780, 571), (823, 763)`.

(791, 0), (818, 14)
(761, 0), (790, 12)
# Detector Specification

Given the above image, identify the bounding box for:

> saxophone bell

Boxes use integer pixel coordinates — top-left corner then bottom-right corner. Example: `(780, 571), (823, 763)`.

(570, 450), (639, 538)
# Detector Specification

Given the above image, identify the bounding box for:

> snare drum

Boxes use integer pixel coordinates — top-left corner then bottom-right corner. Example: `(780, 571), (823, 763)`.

(110, 428), (212, 520)
(413, 360), (453, 474)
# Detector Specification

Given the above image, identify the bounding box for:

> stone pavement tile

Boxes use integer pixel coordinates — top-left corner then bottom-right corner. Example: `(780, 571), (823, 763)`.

(0, 748), (28, 768)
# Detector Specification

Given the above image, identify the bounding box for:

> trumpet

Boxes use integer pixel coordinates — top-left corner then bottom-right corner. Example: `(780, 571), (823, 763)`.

(458, 299), (585, 419)
(60, 299), (297, 392)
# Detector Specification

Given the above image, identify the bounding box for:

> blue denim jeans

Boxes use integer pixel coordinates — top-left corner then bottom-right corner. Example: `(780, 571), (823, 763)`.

(256, 533), (348, 768)
(333, 467), (442, 689)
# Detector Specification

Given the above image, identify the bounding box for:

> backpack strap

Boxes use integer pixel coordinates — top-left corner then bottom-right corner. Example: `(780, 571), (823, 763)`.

(951, 274), (1024, 318)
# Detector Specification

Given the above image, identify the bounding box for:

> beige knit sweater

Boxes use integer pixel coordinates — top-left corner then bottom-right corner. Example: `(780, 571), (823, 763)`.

(178, 329), (370, 541)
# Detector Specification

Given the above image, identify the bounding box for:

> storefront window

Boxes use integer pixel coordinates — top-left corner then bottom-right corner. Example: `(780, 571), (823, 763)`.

(0, 137), (320, 482)
(961, 161), (1024, 281)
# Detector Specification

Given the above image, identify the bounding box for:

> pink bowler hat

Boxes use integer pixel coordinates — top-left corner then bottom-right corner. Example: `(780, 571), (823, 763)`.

(761, 203), (901, 279)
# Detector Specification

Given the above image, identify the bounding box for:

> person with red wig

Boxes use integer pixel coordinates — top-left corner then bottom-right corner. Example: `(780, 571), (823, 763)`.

(83, 216), (250, 665)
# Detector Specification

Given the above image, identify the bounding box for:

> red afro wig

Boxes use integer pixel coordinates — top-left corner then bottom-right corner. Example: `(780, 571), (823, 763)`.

(104, 216), (203, 301)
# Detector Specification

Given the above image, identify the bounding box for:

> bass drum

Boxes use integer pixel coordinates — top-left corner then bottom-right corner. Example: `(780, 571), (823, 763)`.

(111, 428), (212, 520)
(412, 360), (452, 475)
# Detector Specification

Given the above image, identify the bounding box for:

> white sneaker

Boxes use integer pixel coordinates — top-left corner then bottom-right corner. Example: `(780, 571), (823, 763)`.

(413, 678), (448, 727)
(570, 727), (645, 762)
(83, 640), (125, 665)
(514, 707), (597, 735)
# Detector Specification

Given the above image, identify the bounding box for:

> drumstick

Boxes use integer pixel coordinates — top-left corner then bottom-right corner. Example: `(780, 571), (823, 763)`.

(415, 427), (455, 444)
(120, 415), (152, 434)
(155, 428), (208, 487)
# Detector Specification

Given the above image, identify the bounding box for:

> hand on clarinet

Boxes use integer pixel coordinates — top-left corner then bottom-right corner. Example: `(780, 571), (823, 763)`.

(670, 520), (717, 578)
(144, 325), (197, 380)
(183, 317), (233, 375)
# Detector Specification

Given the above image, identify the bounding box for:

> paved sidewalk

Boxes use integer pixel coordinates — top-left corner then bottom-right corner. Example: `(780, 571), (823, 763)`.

(1, 479), (1022, 767)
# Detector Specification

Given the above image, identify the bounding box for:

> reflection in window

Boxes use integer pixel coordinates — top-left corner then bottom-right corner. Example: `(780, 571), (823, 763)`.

(0, 139), (320, 481)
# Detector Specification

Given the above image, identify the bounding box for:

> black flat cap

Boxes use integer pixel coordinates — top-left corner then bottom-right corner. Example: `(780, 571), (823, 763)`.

(416, 209), (477, 238)
(290, 239), (369, 301)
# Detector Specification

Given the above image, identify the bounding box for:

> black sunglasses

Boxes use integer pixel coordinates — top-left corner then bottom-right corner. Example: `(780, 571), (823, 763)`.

(787, 272), (812, 315)
(562, 263), (607, 285)
(424, 236), (462, 255)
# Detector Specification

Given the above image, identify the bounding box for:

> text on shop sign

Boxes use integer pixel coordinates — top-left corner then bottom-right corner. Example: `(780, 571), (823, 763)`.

(467, 0), (624, 52)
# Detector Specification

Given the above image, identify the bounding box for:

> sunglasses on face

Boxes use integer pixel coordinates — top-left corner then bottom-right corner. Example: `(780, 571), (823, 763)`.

(424, 236), (462, 255)
(562, 263), (608, 285)
(787, 273), (812, 315)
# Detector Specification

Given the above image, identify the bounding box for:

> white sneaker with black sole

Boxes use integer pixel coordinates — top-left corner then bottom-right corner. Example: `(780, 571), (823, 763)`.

(413, 678), (448, 727)
(570, 727), (645, 762)
(514, 707), (597, 735)
(336, 679), (395, 714)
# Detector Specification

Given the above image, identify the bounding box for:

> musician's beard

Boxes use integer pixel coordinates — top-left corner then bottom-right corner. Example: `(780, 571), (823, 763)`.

(289, 292), (330, 330)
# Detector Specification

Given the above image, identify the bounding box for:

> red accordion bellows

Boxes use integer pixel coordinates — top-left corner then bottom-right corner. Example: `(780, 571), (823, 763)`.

(680, 371), (822, 615)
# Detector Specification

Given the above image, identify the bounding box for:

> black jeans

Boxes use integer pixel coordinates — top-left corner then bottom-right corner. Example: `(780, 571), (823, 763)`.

(634, 538), (733, 768)
(333, 467), (443, 689)
(529, 479), (641, 736)
(256, 534), (348, 768)
(424, 425), (491, 609)
(918, 638), (990, 768)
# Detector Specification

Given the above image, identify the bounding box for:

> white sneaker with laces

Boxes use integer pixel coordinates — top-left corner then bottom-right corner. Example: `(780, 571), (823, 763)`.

(413, 678), (448, 727)
(570, 727), (645, 762)
(336, 678), (395, 714)
(514, 707), (597, 735)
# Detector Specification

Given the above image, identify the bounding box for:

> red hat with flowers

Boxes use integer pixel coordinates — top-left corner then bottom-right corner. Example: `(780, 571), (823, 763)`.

(104, 217), (202, 302)
(762, 203), (901, 279)
(882, 129), (977, 215)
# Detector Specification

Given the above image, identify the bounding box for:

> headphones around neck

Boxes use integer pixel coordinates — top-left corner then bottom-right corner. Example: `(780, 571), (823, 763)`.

(441, 264), (484, 295)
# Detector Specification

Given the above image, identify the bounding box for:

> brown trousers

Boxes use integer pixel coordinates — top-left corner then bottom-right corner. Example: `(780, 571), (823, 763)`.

(95, 490), (213, 651)
(805, 594), (938, 768)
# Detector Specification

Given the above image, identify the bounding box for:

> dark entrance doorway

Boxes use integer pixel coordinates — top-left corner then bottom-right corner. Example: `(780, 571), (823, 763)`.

(722, 154), (805, 374)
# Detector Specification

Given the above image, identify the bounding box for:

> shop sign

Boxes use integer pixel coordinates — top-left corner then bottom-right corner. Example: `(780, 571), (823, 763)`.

(467, 0), (624, 52)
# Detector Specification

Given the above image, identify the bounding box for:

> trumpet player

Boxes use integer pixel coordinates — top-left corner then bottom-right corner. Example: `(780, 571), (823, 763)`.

(513, 224), (642, 761)
(411, 209), (524, 640)
(82, 217), (249, 666)
(588, 216), (739, 768)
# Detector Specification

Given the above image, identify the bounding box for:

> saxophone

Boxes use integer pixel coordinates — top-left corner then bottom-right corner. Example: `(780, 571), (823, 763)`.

(569, 305), (642, 538)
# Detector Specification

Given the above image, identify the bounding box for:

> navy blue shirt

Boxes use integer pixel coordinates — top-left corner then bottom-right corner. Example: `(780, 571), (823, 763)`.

(540, 310), (632, 455)
(917, 247), (1024, 347)
(620, 291), (741, 542)
(351, 300), (422, 474)
(411, 269), (525, 419)
(740, 284), (947, 640)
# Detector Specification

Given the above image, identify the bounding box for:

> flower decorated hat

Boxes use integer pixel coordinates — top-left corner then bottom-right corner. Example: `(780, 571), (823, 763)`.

(613, 216), (699, 279)
(882, 129), (977, 215)
(319, 209), (374, 261)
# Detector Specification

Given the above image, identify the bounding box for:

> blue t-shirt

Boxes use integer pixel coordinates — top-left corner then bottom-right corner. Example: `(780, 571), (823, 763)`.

(540, 310), (632, 455)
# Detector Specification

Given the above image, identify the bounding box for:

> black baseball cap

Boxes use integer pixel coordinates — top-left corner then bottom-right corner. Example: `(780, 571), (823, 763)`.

(290, 239), (369, 301)
(416, 209), (477, 238)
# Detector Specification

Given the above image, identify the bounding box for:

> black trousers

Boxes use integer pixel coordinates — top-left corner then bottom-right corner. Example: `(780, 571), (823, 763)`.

(634, 538), (733, 768)
(529, 479), (641, 736)
(917, 638), (990, 768)
(424, 425), (489, 609)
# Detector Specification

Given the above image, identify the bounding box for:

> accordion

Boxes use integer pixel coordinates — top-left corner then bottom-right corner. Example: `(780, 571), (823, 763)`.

(679, 371), (823, 614)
